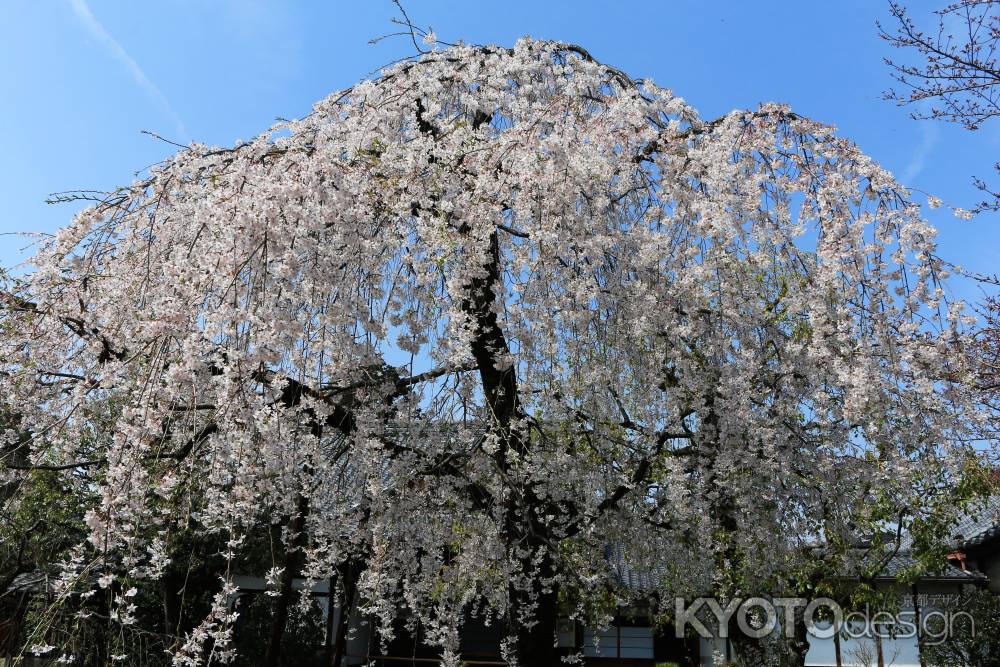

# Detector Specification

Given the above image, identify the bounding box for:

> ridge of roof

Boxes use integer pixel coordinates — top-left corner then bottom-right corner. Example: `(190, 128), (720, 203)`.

(953, 496), (1000, 550)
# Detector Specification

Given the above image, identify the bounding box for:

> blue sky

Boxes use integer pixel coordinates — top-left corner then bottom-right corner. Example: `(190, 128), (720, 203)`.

(2, 0), (997, 303)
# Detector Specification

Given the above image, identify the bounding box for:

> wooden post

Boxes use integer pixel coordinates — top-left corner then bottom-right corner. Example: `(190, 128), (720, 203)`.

(833, 621), (843, 667)
(911, 584), (926, 667)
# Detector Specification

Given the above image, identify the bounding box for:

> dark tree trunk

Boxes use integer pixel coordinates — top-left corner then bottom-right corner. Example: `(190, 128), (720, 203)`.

(462, 229), (560, 666)
(263, 494), (310, 667)
(730, 633), (764, 666)
(323, 572), (339, 666)
(785, 603), (811, 667)
(513, 594), (558, 667)
(729, 609), (809, 667)
(331, 557), (363, 666)
(508, 546), (559, 667)
(161, 569), (184, 643)
(263, 370), (360, 667)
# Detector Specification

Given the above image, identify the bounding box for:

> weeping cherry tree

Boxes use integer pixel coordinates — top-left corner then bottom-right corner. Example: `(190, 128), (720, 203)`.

(0, 37), (988, 666)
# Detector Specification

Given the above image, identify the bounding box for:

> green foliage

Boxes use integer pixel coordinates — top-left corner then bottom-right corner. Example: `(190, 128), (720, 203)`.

(0, 467), (90, 592)
(921, 587), (1000, 667)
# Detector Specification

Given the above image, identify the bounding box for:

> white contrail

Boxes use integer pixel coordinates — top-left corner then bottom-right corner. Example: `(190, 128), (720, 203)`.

(901, 120), (940, 185)
(67, 0), (190, 143)
(901, 99), (939, 185)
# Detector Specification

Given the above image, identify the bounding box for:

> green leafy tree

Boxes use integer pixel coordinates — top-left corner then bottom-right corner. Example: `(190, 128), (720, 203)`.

(922, 588), (1000, 667)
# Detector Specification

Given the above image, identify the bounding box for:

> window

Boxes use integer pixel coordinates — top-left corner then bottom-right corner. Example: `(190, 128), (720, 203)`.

(583, 625), (654, 659)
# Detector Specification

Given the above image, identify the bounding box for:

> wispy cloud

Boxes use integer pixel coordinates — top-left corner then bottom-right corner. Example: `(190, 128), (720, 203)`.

(901, 121), (940, 184)
(901, 101), (940, 185)
(67, 0), (189, 143)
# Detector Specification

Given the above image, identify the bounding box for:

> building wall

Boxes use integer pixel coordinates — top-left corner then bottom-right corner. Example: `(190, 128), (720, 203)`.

(974, 544), (1000, 594)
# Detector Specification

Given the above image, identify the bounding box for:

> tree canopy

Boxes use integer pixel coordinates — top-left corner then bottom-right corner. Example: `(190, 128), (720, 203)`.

(0, 38), (989, 666)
